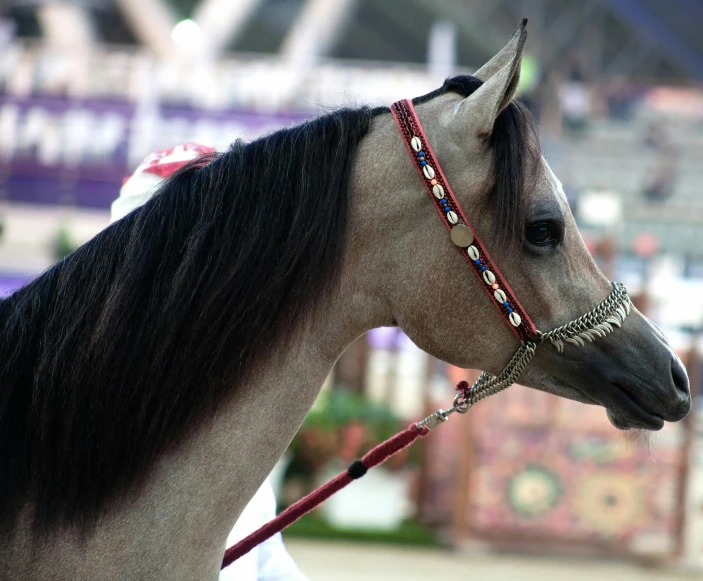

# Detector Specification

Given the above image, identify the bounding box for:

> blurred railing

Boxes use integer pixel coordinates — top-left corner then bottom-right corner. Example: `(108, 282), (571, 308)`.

(0, 40), (448, 113)
(2, 39), (703, 264)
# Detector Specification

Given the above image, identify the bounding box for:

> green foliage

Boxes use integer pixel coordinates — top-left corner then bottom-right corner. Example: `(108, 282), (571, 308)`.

(283, 514), (439, 547)
(52, 224), (78, 261)
(287, 388), (419, 477)
(304, 388), (398, 432)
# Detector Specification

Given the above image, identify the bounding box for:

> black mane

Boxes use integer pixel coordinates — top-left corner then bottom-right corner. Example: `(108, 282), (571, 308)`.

(0, 107), (376, 531)
(0, 75), (538, 533)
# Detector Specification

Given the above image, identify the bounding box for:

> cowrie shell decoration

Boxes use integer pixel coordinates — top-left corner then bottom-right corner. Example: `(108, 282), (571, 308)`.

(467, 245), (479, 261)
(432, 184), (444, 199)
(422, 165), (435, 179)
(509, 312), (522, 326)
(483, 270), (496, 285)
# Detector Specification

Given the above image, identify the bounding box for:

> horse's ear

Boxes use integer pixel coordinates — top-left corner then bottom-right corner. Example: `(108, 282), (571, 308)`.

(473, 19), (527, 82)
(453, 20), (527, 138)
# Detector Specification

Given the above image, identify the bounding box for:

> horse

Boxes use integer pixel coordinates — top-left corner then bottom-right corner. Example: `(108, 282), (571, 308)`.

(0, 21), (690, 580)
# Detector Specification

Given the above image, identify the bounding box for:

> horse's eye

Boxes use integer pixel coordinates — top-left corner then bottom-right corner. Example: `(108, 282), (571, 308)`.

(526, 222), (557, 246)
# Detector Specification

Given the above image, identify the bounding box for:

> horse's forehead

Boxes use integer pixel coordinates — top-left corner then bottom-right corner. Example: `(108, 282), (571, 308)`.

(534, 157), (568, 207)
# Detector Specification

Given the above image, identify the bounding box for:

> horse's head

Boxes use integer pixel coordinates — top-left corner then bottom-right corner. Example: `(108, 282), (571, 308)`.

(352, 21), (690, 430)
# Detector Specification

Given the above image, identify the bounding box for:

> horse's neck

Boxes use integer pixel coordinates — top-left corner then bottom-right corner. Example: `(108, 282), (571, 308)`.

(165, 331), (343, 539)
(6, 325), (349, 581)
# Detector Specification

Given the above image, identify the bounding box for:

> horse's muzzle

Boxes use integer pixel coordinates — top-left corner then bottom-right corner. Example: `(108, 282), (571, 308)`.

(534, 308), (691, 431)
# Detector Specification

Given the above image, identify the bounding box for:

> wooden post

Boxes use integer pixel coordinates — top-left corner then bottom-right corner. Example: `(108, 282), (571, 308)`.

(451, 368), (481, 542)
(334, 334), (369, 393)
(674, 330), (700, 560)
(416, 356), (436, 523)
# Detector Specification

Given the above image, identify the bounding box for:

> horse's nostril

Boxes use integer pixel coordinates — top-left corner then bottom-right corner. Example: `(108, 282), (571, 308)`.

(671, 357), (690, 396)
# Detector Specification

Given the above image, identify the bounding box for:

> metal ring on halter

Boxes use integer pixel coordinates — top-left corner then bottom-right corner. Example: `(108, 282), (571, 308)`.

(452, 392), (471, 414)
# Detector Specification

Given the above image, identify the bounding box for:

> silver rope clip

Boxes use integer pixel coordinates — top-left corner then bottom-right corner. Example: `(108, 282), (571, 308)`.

(416, 408), (451, 430)
(416, 392), (473, 430)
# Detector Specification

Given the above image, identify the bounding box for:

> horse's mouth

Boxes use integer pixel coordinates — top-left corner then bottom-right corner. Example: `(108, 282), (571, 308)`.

(568, 383), (665, 431)
(606, 407), (665, 431)
(539, 373), (667, 431)
(604, 383), (666, 431)
(522, 365), (687, 432)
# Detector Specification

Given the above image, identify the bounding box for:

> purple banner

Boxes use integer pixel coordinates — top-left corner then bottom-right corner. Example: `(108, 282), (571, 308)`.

(0, 94), (307, 210)
(0, 275), (30, 298)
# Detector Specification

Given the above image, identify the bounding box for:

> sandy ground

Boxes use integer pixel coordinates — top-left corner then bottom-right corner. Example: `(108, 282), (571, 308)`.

(285, 539), (700, 581)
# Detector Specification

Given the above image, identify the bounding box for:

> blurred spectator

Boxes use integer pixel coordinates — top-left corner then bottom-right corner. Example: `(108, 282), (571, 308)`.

(221, 481), (308, 581)
(558, 64), (591, 135)
(603, 75), (642, 121)
(643, 150), (677, 202)
(643, 120), (672, 152)
(0, 17), (14, 50)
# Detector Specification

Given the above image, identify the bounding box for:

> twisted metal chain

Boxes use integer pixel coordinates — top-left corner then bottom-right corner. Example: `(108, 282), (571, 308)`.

(460, 340), (537, 408)
(539, 282), (632, 353)
(416, 341), (537, 430)
(417, 282), (633, 431)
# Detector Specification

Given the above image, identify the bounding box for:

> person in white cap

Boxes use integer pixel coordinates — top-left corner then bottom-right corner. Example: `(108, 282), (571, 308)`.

(112, 143), (308, 581)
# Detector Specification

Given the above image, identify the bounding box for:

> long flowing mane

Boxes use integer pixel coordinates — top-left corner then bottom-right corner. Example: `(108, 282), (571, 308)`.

(0, 76), (539, 533)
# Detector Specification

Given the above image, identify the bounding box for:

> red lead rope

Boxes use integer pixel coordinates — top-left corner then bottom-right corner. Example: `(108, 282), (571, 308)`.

(221, 423), (429, 570)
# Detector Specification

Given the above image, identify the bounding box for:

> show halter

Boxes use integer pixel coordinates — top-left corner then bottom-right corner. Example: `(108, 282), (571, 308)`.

(221, 99), (632, 571)
(389, 99), (632, 428)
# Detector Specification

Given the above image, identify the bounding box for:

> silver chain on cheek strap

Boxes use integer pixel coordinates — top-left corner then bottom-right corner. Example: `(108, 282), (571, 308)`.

(417, 282), (632, 431)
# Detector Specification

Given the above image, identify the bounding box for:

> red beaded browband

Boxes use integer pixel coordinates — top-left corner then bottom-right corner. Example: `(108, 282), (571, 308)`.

(390, 99), (538, 342)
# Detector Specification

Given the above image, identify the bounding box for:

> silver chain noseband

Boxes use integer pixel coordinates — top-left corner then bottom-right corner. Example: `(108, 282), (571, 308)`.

(417, 282), (633, 430)
(540, 282), (631, 352)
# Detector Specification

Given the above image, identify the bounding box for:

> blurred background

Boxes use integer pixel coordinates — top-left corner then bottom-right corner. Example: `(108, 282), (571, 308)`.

(0, 0), (701, 579)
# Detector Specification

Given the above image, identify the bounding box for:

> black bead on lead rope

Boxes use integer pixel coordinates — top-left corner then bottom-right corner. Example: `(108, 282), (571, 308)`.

(347, 460), (368, 480)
